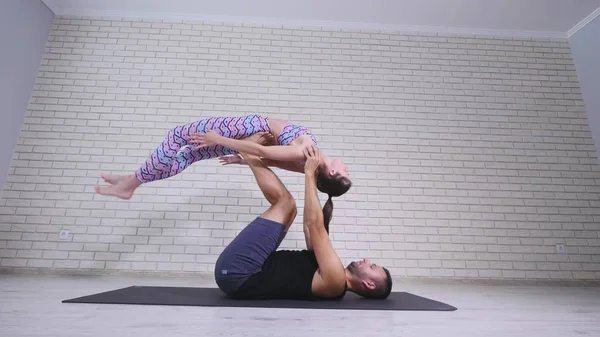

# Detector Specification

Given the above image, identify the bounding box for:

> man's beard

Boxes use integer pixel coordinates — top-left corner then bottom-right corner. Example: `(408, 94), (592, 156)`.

(348, 262), (360, 276)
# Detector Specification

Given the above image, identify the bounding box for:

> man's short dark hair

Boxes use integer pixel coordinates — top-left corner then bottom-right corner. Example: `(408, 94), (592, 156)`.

(356, 267), (393, 299)
(378, 267), (393, 299)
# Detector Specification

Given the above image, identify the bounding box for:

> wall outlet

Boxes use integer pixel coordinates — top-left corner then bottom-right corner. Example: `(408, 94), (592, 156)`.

(556, 243), (566, 254)
(59, 229), (70, 240)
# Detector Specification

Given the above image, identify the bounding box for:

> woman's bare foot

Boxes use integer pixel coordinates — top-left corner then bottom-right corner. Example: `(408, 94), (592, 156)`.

(94, 184), (134, 200)
(245, 132), (276, 146)
(259, 133), (276, 146)
(101, 173), (129, 185)
(95, 175), (141, 200)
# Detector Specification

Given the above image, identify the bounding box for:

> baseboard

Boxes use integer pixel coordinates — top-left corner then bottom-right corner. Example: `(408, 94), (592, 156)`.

(2, 267), (598, 286)
(0, 267), (214, 281)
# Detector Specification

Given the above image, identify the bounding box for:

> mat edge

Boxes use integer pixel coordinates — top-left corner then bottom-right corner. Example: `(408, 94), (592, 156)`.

(61, 286), (458, 311)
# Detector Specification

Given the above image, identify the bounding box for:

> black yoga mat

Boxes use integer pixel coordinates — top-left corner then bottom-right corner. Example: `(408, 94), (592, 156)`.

(62, 286), (457, 311)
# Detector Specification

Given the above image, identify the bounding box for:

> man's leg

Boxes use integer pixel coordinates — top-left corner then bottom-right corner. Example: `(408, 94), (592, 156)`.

(244, 154), (297, 228)
(214, 154), (297, 296)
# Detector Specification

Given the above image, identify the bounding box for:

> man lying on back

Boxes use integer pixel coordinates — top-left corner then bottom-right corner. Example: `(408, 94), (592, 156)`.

(214, 145), (392, 300)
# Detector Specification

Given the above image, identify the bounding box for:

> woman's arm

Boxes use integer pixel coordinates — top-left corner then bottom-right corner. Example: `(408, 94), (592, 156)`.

(219, 155), (306, 174)
(191, 130), (305, 162)
(260, 158), (305, 173)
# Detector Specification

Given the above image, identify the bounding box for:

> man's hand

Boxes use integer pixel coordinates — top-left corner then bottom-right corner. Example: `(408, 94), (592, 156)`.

(303, 145), (321, 175)
(218, 154), (247, 166)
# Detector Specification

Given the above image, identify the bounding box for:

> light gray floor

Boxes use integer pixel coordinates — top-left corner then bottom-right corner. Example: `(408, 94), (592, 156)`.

(1, 273), (599, 337)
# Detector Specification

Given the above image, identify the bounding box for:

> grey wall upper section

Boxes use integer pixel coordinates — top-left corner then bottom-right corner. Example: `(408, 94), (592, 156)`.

(570, 15), (600, 158)
(0, 0), (54, 197)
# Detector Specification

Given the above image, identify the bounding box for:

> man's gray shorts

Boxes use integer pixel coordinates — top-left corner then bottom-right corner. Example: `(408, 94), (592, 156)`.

(214, 216), (287, 297)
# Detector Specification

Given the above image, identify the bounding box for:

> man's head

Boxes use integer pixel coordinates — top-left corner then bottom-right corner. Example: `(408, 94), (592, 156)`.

(346, 259), (392, 299)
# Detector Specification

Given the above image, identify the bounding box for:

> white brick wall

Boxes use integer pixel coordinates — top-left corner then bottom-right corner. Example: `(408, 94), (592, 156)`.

(1, 16), (599, 281)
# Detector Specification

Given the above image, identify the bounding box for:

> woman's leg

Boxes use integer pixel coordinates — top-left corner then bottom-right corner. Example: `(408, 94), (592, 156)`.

(95, 115), (271, 199)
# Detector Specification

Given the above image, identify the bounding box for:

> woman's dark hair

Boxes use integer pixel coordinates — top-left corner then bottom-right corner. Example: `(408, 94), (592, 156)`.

(316, 171), (352, 233)
(316, 170), (352, 197)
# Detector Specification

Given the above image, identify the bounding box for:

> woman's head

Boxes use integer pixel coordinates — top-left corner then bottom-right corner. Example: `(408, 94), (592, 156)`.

(316, 158), (351, 234)
(316, 158), (352, 197)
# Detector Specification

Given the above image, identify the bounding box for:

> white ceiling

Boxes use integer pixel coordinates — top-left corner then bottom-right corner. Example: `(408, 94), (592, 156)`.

(42, 0), (600, 38)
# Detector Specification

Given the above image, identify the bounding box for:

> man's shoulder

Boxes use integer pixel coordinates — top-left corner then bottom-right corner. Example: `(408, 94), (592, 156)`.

(311, 275), (348, 300)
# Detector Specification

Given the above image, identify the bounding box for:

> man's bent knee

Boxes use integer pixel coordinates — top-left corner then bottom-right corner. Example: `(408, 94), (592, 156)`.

(280, 192), (296, 211)
(274, 194), (297, 227)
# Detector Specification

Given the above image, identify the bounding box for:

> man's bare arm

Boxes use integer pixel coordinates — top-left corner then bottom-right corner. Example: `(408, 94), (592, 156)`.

(302, 147), (345, 297)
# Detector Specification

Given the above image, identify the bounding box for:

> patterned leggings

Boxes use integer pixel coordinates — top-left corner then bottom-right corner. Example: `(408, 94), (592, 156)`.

(135, 115), (270, 183)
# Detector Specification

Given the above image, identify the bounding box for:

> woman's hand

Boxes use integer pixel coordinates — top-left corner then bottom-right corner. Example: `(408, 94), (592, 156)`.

(189, 130), (222, 149)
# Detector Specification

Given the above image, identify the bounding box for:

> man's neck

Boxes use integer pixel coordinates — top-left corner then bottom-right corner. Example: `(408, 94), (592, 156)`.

(344, 268), (355, 291)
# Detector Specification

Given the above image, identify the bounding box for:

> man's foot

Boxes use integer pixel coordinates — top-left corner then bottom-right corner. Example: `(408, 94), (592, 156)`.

(101, 173), (129, 185)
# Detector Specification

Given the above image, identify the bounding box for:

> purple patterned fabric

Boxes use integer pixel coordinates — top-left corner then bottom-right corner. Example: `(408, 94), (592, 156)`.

(135, 115), (270, 183)
(276, 124), (318, 166)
